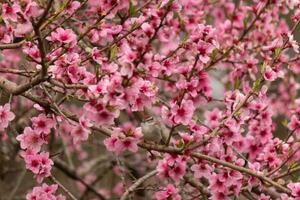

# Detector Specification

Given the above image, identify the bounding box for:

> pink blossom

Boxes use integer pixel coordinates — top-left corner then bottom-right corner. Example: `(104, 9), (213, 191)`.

(103, 125), (143, 154)
(1, 132), (8, 141)
(31, 114), (55, 134)
(47, 28), (77, 47)
(26, 183), (65, 200)
(157, 154), (187, 182)
(71, 124), (90, 143)
(16, 127), (45, 153)
(178, 131), (193, 144)
(209, 174), (227, 194)
(2, 3), (20, 22)
(204, 108), (222, 128)
(171, 100), (195, 125)
(14, 22), (33, 37)
(263, 66), (277, 81)
(23, 42), (41, 62)
(0, 25), (13, 43)
(197, 40), (214, 63)
(155, 184), (181, 200)
(288, 182), (300, 197)
(79, 116), (92, 129)
(0, 103), (15, 131)
(141, 23), (154, 37)
(288, 115), (300, 135)
(65, 1), (81, 14)
(23, 0), (42, 18)
(288, 33), (299, 53)
(113, 182), (124, 196)
(83, 100), (119, 125)
(91, 47), (107, 65)
(24, 151), (53, 182)
(258, 194), (270, 200)
(210, 191), (230, 200)
(191, 161), (213, 179)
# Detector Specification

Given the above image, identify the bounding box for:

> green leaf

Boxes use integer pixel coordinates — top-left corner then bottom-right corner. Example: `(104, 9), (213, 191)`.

(274, 47), (281, 58)
(210, 49), (218, 61)
(128, 1), (137, 17)
(168, 0), (176, 6)
(59, 1), (67, 11)
(85, 47), (92, 53)
(109, 45), (118, 61)
(243, 17), (249, 29)
(260, 61), (267, 72)
(181, 32), (189, 43)
(176, 140), (185, 149)
(289, 162), (298, 169)
(233, 78), (240, 90)
(175, 12), (185, 28)
(24, 33), (31, 40)
(281, 119), (288, 127)
(252, 79), (261, 92)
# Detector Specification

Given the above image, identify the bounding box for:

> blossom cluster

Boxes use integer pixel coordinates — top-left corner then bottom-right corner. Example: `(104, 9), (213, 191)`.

(16, 114), (56, 182)
(26, 183), (65, 200)
(104, 123), (143, 154)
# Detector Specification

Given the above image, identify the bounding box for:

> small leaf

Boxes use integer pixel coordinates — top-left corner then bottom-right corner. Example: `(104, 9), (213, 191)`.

(180, 31), (189, 43)
(165, 0), (175, 7)
(281, 119), (288, 127)
(252, 79), (261, 92)
(274, 47), (281, 58)
(233, 79), (240, 90)
(176, 140), (185, 149)
(85, 47), (92, 53)
(109, 45), (118, 61)
(59, 1), (67, 11)
(223, 48), (231, 57)
(243, 17), (249, 29)
(289, 162), (298, 169)
(260, 61), (267, 72)
(24, 33), (31, 40)
(128, 1), (137, 17)
(175, 12), (185, 28)
(210, 49), (218, 61)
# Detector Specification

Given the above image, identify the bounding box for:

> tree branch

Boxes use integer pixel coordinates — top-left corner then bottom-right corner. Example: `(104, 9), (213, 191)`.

(120, 170), (157, 200)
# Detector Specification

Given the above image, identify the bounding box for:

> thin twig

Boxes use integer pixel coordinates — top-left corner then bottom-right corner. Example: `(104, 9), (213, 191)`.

(50, 175), (78, 200)
(120, 170), (157, 200)
(7, 168), (26, 200)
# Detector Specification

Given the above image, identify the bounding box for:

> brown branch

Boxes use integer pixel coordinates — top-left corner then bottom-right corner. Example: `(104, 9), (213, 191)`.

(36, 0), (54, 27)
(32, 21), (48, 77)
(273, 166), (300, 180)
(136, 143), (291, 195)
(0, 41), (24, 50)
(191, 152), (291, 194)
(120, 170), (157, 200)
(54, 160), (107, 200)
(184, 174), (209, 199)
(50, 175), (78, 200)
(267, 146), (300, 177)
(0, 73), (48, 95)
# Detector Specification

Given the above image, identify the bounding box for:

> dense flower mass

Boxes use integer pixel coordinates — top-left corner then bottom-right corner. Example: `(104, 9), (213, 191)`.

(26, 183), (65, 200)
(1, 0), (300, 199)
(0, 103), (15, 130)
